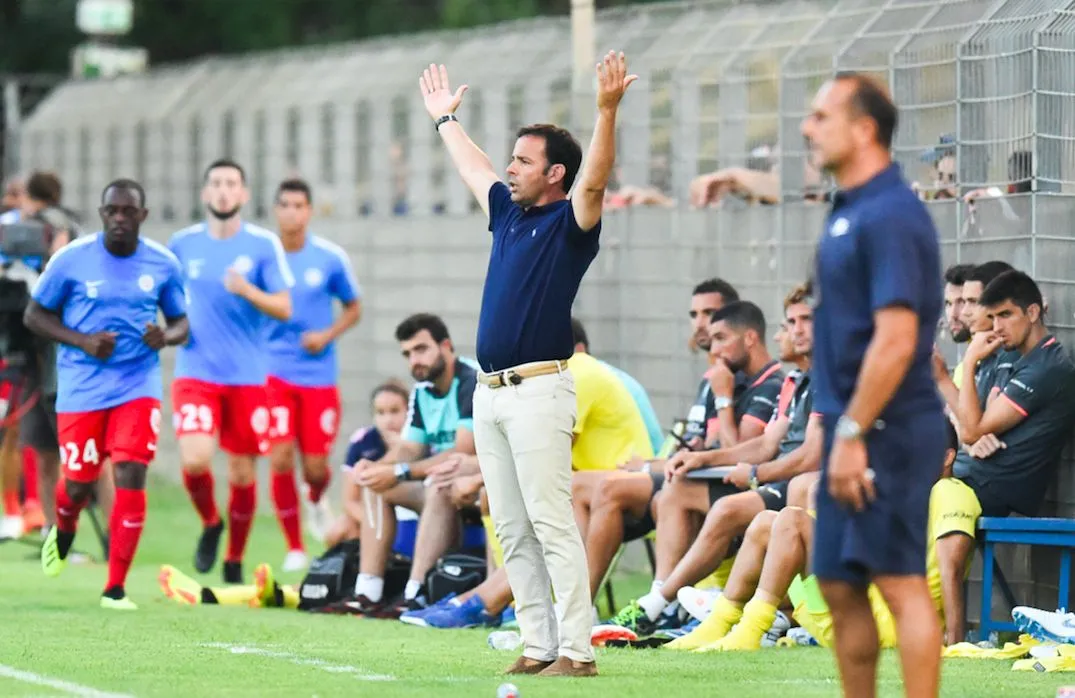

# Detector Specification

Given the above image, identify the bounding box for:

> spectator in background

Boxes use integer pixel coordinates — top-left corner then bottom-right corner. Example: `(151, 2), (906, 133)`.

(2, 176), (24, 214)
(913, 134), (957, 201)
(934, 270), (1075, 644)
(323, 381), (410, 548)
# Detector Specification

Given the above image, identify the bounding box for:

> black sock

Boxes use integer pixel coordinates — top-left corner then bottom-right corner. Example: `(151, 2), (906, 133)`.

(56, 530), (75, 559)
(202, 588), (219, 605)
(102, 585), (124, 600)
(272, 583), (284, 608)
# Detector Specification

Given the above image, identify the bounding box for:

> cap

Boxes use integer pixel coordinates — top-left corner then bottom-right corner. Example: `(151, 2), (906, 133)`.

(921, 134), (956, 163)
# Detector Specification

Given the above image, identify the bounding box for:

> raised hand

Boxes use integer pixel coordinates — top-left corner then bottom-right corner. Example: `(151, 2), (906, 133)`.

(419, 64), (468, 120)
(595, 51), (638, 112)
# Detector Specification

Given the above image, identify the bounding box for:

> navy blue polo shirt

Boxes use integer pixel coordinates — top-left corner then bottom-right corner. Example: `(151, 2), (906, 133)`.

(813, 163), (943, 419)
(475, 182), (600, 372)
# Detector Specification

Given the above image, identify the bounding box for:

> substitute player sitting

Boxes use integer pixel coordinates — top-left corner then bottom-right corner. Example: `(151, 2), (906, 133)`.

(266, 179), (361, 572)
(669, 419), (961, 652)
(28, 179), (188, 609)
(170, 159), (295, 584)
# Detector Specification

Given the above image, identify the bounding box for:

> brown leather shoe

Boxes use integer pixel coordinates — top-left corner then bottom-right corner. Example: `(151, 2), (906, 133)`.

(502, 656), (554, 675)
(537, 656), (599, 677)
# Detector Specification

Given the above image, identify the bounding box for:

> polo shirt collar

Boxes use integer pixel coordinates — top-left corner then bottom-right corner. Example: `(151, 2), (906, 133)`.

(746, 359), (782, 388)
(520, 196), (569, 217)
(832, 162), (903, 206)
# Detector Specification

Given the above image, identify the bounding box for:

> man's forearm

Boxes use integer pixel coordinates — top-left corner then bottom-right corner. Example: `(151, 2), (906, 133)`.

(843, 333), (916, 430)
(24, 306), (88, 350)
(715, 408), (741, 448)
(577, 110), (617, 194)
(437, 121), (498, 211)
(937, 374), (959, 415)
(163, 317), (189, 347)
(757, 439), (821, 483)
(325, 301), (361, 342)
(696, 433), (775, 467)
(243, 288), (291, 321)
(955, 359), (986, 443)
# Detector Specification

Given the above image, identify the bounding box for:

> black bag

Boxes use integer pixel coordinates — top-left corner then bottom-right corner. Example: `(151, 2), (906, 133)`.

(298, 539), (410, 611)
(424, 553), (487, 605)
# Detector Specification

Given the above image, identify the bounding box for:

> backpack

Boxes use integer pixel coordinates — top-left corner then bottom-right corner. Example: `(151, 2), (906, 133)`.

(424, 553), (487, 605)
(298, 539), (409, 611)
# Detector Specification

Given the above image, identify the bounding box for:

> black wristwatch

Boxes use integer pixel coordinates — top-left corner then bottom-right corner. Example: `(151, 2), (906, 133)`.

(394, 462), (413, 483)
(434, 114), (458, 131)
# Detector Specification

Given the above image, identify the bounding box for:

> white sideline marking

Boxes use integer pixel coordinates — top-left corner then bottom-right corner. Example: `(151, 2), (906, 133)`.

(0, 664), (136, 698)
(199, 643), (395, 682)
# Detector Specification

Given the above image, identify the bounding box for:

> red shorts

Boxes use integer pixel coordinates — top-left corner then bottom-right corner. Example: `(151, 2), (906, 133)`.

(171, 378), (271, 456)
(266, 376), (341, 456)
(57, 398), (162, 483)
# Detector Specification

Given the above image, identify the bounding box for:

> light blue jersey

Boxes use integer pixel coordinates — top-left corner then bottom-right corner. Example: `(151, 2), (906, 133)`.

(266, 235), (360, 387)
(169, 221), (294, 386)
(601, 360), (664, 454)
(32, 234), (186, 412)
(402, 359), (478, 455)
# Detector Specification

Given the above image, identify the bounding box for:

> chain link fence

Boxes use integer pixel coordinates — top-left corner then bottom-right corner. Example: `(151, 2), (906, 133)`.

(12, 0), (1075, 622)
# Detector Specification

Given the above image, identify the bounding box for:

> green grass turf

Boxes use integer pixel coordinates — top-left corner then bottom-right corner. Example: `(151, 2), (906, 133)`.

(1, 476), (1073, 697)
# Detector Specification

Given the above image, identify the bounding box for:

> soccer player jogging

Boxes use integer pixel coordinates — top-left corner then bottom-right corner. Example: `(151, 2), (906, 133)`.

(805, 74), (945, 698)
(170, 160), (295, 584)
(420, 52), (634, 677)
(266, 179), (361, 572)
(26, 179), (188, 609)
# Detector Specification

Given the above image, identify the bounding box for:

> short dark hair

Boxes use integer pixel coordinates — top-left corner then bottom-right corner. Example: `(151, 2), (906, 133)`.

(834, 72), (898, 150)
(276, 178), (312, 204)
(943, 263), (974, 287)
(692, 278), (740, 303)
(516, 124), (583, 194)
(395, 313), (451, 344)
(101, 178), (146, 207)
(944, 417), (959, 455)
(711, 300), (767, 339)
(571, 317), (589, 350)
(965, 261), (1014, 288)
(204, 158), (246, 184)
(26, 172), (62, 206)
(980, 270), (1044, 315)
(370, 379), (409, 406)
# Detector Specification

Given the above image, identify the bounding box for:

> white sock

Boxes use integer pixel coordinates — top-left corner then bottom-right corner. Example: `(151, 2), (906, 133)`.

(638, 590), (670, 621)
(355, 574), (384, 603)
(404, 579), (423, 601)
(650, 579), (665, 595)
(661, 600), (681, 618)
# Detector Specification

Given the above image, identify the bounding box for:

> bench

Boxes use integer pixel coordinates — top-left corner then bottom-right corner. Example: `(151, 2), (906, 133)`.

(977, 517), (1075, 638)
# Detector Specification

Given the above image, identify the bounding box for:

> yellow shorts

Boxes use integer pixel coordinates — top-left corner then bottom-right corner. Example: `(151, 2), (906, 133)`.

(694, 555), (736, 590)
(929, 477), (982, 539)
(788, 575), (898, 649)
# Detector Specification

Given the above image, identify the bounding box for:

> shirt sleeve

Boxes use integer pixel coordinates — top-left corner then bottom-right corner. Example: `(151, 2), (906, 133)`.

(329, 252), (361, 304)
(402, 387), (428, 446)
(573, 371), (598, 436)
(1001, 355), (1063, 417)
(259, 235), (296, 293)
(487, 182), (513, 235)
(455, 372), (476, 433)
(31, 254), (70, 311)
(861, 210), (926, 313)
(342, 432), (365, 469)
(743, 379), (782, 426)
(158, 258), (187, 320)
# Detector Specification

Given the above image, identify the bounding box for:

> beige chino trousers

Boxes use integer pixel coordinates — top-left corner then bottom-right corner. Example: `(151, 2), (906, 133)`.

(472, 368), (594, 663)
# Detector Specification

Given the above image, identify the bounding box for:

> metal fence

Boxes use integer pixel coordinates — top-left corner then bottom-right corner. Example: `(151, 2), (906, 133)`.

(12, 0), (1075, 620)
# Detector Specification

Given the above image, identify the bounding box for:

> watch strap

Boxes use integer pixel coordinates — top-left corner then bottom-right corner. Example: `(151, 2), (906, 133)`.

(434, 114), (458, 131)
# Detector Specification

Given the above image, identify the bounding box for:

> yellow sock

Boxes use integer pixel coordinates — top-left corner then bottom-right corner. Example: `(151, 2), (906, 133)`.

(209, 585), (259, 607)
(281, 585), (300, 610)
(665, 595), (743, 651)
(699, 596), (777, 652)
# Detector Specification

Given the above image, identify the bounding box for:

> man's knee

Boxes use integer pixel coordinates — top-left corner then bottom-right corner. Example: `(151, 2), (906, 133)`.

(269, 442), (296, 474)
(819, 579), (871, 613)
(227, 455), (257, 485)
(301, 454), (329, 480)
(787, 472), (820, 510)
(703, 492), (761, 535)
(179, 434), (215, 472)
(595, 473), (648, 512)
(65, 478), (95, 503)
(743, 509), (779, 546)
(422, 481), (456, 511)
(113, 461), (147, 490)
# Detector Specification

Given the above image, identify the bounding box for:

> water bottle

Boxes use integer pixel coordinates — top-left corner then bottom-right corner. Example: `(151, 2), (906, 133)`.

(487, 630), (523, 651)
(497, 683), (520, 698)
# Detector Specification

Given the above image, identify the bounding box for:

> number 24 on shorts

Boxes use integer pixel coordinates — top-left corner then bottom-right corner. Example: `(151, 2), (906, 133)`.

(60, 439), (99, 472)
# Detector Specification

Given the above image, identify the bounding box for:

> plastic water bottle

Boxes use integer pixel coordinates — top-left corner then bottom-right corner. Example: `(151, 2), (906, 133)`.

(497, 683), (520, 698)
(487, 630), (523, 651)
